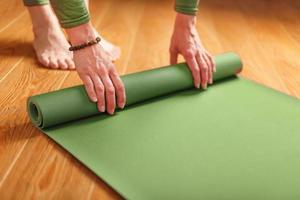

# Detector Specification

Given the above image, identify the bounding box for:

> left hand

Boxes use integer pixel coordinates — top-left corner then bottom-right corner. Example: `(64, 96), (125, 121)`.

(169, 13), (216, 89)
(66, 23), (126, 115)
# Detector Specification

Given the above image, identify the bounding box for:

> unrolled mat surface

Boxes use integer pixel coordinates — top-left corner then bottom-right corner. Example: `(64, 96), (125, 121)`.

(27, 53), (300, 200)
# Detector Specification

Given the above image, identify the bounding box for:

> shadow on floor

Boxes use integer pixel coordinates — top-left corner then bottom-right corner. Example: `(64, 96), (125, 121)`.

(0, 39), (34, 57)
(0, 121), (38, 146)
(0, 39), (67, 69)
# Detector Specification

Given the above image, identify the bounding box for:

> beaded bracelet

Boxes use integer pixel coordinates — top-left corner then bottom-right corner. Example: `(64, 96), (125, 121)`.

(69, 37), (101, 51)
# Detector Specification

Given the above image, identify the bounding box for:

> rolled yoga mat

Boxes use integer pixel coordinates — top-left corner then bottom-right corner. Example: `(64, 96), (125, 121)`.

(27, 53), (300, 200)
(28, 53), (241, 128)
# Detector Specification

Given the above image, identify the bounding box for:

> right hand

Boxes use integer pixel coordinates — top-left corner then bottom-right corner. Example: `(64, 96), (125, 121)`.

(67, 23), (126, 115)
(169, 13), (215, 89)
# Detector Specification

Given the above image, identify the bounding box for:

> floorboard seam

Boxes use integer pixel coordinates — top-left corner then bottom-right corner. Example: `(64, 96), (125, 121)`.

(0, 57), (25, 84)
(0, 134), (30, 188)
(121, 2), (146, 75)
(0, 12), (26, 34)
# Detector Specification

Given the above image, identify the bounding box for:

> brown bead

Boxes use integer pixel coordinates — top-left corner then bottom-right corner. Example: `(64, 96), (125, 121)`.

(69, 36), (102, 51)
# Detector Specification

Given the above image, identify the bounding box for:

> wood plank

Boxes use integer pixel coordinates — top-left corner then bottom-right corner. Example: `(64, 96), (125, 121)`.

(0, 0), (144, 199)
(60, 0), (147, 198)
(0, 0), (26, 33)
(96, 0), (147, 75)
(0, 0), (299, 199)
(0, 52), (69, 195)
(201, 0), (300, 97)
(0, 14), (33, 81)
(126, 0), (175, 73)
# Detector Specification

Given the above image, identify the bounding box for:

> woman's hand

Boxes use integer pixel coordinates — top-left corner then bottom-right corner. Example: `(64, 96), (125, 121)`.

(66, 23), (126, 115)
(170, 13), (216, 89)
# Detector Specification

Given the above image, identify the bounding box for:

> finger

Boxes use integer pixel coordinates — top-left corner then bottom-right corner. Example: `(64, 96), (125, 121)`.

(170, 48), (178, 65)
(91, 75), (105, 112)
(184, 52), (201, 88)
(82, 75), (97, 103)
(196, 53), (208, 89)
(205, 52), (215, 81)
(202, 54), (213, 84)
(206, 50), (216, 72)
(109, 68), (126, 109)
(100, 70), (116, 115)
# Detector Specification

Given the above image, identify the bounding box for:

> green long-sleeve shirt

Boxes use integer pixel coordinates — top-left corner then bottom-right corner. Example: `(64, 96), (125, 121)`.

(24, 0), (199, 28)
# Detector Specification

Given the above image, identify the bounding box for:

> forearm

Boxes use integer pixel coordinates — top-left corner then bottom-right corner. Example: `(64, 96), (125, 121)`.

(175, 0), (199, 15)
(50, 0), (90, 28)
(66, 22), (95, 45)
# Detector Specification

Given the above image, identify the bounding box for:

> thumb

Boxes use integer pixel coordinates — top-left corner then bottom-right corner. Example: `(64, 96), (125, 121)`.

(170, 48), (178, 65)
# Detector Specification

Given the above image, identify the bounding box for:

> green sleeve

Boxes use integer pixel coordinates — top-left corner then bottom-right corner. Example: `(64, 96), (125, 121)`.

(175, 0), (200, 15)
(25, 0), (198, 28)
(50, 0), (90, 28)
(23, 0), (49, 6)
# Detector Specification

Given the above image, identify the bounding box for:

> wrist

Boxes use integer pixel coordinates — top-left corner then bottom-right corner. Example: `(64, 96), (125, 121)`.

(66, 22), (97, 45)
(174, 13), (196, 30)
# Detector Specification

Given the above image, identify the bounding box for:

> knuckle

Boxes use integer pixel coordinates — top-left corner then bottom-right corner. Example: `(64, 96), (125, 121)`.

(183, 50), (195, 58)
(86, 86), (94, 93)
(98, 66), (107, 75)
(116, 84), (124, 92)
(95, 84), (104, 92)
(193, 67), (200, 73)
(85, 82), (93, 89)
(106, 86), (115, 95)
(110, 69), (119, 77)
(201, 65), (208, 71)
(86, 89), (94, 96)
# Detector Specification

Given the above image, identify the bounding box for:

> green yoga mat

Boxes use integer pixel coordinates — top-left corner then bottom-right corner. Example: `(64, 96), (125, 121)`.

(27, 53), (300, 200)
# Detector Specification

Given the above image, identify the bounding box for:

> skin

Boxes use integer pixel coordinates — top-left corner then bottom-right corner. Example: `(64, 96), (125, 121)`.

(28, 5), (75, 70)
(66, 23), (126, 115)
(27, 4), (120, 70)
(170, 13), (216, 89)
(27, 3), (214, 115)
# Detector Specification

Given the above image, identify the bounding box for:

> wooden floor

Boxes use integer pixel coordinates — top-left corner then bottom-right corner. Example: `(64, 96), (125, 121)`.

(0, 0), (300, 199)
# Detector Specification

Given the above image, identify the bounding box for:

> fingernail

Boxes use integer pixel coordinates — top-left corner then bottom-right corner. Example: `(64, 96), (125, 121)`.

(209, 78), (213, 84)
(100, 106), (105, 112)
(196, 84), (200, 89)
(203, 84), (207, 90)
(92, 97), (97, 102)
(120, 102), (126, 109)
(108, 109), (115, 115)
